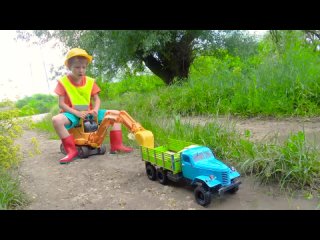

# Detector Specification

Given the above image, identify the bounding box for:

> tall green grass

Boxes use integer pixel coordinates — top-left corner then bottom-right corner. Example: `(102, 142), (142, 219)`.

(0, 169), (28, 209)
(97, 74), (164, 101)
(241, 131), (320, 190)
(104, 45), (320, 119)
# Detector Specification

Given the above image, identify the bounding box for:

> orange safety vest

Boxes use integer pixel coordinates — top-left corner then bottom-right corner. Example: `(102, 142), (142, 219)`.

(59, 75), (95, 111)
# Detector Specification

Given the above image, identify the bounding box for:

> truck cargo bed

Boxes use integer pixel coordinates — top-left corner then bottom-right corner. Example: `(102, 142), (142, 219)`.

(140, 139), (196, 174)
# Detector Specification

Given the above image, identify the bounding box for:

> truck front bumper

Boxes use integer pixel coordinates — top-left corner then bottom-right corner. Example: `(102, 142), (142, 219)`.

(218, 179), (242, 195)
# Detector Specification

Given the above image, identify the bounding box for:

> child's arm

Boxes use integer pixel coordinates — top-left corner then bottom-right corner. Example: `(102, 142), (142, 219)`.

(90, 94), (101, 116)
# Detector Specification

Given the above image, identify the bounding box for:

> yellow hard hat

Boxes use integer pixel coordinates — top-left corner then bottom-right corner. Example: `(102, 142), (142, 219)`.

(64, 48), (93, 67)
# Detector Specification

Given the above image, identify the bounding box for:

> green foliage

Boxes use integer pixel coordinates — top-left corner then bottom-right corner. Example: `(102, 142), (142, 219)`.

(97, 74), (164, 100)
(249, 32), (320, 116)
(25, 30), (206, 84)
(241, 131), (320, 190)
(21, 30), (258, 85)
(268, 30), (307, 55)
(101, 30), (320, 119)
(0, 105), (26, 209)
(16, 94), (57, 116)
(151, 115), (257, 167)
(19, 105), (37, 117)
(0, 135), (21, 169)
(0, 99), (15, 108)
(0, 169), (28, 209)
(219, 30), (259, 59)
(104, 39), (320, 118)
(0, 109), (22, 169)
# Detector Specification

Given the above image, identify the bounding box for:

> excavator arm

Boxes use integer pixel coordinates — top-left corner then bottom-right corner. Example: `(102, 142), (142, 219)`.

(87, 111), (154, 148)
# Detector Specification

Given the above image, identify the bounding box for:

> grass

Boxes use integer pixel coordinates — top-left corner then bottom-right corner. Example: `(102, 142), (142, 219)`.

(29, 105), (60, 140)
(0, 169), (28, 209)
(240, 131), (320, 191)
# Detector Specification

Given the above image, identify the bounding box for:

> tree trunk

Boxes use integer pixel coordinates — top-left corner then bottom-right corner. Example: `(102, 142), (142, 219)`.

(143, 55), (175, 85)
(142, 33), (196, 85)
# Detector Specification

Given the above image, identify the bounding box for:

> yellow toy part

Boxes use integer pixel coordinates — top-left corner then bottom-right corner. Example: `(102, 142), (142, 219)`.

(134, 130), (154, 149)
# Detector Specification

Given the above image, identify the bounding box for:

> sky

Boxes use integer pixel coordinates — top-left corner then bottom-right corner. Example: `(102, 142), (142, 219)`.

(0, 30), (268, 102)
(0, 30), (64, 101)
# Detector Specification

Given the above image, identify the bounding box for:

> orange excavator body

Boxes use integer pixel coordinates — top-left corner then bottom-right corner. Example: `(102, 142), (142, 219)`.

(68, 110), (154, 150)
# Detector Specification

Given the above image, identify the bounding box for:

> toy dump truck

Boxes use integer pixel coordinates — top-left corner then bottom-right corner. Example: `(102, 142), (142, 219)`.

(140, 139), (241, 206)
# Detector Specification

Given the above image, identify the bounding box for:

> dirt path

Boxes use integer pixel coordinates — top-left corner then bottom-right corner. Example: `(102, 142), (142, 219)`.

(15, 117), (320, 210)
(181, 116), (320, 145)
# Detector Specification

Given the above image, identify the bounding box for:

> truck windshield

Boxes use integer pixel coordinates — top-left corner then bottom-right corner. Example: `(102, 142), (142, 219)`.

(192, 150), (214, 162)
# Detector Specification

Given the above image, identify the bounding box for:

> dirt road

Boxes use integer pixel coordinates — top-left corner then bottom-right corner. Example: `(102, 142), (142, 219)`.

(15, 117), (320, 210)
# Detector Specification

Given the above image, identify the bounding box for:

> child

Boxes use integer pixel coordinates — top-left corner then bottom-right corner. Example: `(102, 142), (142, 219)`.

(52, 48), (133, 164)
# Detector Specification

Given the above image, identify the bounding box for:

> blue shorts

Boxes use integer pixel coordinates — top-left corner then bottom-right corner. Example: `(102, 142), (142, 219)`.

(63, 109), (107, 130)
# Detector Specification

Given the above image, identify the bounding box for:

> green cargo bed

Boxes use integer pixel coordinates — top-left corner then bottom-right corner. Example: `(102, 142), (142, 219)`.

(140, 139), (196, 174)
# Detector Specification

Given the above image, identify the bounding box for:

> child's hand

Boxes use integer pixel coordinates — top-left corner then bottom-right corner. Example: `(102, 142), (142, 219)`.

(75, 111), (88, 119)
(88, 109), (98, 117)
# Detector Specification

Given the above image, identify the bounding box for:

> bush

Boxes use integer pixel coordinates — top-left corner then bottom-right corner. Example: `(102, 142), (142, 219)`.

(16, 94), (57, 116)
(0, 106), (25, 209)
(0, 109), (22, 169)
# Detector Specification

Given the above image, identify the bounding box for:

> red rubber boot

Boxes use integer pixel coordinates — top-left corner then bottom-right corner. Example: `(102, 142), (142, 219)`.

(59, 135), (78, 164)
(109, 130), (133, 154)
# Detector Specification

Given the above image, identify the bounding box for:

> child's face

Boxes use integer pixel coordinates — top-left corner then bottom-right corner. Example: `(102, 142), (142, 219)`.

(69, 57), (88, 80)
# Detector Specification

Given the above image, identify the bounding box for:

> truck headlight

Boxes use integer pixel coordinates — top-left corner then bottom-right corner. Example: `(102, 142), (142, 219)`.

(209, 175), (215, 180)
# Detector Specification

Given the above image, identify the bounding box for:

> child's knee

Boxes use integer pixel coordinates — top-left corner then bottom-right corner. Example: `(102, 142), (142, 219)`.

(52, 114), (66, 126)
(52, 115), (59, 125)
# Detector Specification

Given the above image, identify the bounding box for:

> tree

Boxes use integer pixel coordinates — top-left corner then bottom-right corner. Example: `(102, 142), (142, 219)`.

(268, 30), (320, 53)
(304, 30), (320, 51)
(18, 30), (258, 85)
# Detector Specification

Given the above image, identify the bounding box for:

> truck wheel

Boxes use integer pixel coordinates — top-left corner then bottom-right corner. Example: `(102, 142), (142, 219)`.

(229, 186), (239, 194)
(78, 146), (89, 158)
(157, 169), (168, 185)
(146, 164), (156, 181)
(98, 144), (107, 155)
(194, 186), (211, 207)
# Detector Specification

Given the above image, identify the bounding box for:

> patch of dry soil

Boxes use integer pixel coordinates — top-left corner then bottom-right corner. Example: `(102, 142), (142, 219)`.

(182, 116), (320, 145)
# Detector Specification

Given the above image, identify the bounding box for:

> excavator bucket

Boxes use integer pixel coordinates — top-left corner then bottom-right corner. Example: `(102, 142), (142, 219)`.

(134, 130), (154, 148)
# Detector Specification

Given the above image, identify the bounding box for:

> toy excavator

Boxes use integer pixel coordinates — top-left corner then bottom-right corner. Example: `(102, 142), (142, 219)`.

(60, 111), (154, 158)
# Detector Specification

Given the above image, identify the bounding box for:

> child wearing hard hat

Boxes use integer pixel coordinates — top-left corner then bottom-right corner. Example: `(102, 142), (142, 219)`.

(52, 48), (133, 164)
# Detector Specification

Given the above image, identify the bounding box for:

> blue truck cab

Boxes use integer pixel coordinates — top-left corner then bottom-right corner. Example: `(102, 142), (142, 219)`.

(141, 139), (241, 206)
(181, 146), (241, 206)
